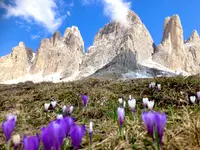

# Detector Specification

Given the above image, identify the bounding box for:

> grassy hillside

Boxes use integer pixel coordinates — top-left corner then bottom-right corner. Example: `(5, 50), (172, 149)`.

(1, 76), (200, 149)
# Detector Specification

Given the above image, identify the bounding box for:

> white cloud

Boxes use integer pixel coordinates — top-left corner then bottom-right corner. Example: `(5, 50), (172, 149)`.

(0, 0), (66, 33)
(67, 11), (71, 16)
(103, 0), (131, 26)
(31, 35), (41, 40)
(81, 0), (131, 26)
(16, 21), (31, 32)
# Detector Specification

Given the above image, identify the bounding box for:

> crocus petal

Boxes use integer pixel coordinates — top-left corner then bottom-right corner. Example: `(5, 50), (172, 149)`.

(41, 119), (66, 150)
(89, 122), (93, 134)
(157, 84), (161, 91)
(190, 96), (196, 104)
(118, 98), (123, 104)
(62, 105), (67, 114)
(13, 134), (21, 149)
(70, 124), (86, 150)
(50, 120), (66, 150)
(69, 106), (74, 114)
(57, 114), (63, 120)
(197, 92), (200, 100)
(61, 117), (75, 137)
(117, 107), (125, 127)
(142, 111), (155, 139)
(41, 126), (53, 150)
(51, 101), (57, 108)
(143, 98), (149, 106)
(23, 134), (40, 150)
(128, 99), (136, 109)
(154, 112), (167, 145)
(147, 100), (154, 110)
(81, 95), (88, 107)
(44, 103), (50, 111)
(2, 118), (16, 141)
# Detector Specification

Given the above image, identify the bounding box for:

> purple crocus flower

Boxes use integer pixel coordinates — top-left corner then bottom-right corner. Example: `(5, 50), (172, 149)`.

(41, 119), (66, 150)
(197, 92), (200, 100)
(142, 111), (155, 139)
(70, 124), (86, 150)
(60, 117), (75, 137)
(142, 111), (167, 147)
(81, 95), (88, 107)
(154, 112), (167, 146)
(117, 107), (125, 128)
(2, 115), (17, 141)
(23, 134), (40, 150)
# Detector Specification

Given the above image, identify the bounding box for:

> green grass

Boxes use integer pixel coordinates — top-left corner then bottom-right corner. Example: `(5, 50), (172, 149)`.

(1, 76), (200, 149)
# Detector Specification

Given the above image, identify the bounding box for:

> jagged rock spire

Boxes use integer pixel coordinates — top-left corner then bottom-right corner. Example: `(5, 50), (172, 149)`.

(186, 30), (199, 43)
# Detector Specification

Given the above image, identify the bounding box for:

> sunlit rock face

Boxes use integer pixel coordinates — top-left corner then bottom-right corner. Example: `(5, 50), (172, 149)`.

(30, 26), (84, 80)
(78, 10), (154, 79)
(184, 30), (200, 74)
(0, 42), (33, 81)
(152, 15), (187, 71)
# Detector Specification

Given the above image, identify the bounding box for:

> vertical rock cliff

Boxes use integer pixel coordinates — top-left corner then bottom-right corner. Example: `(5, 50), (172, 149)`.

(0, 42), (33, 81)
(152, 15), (187, 71)
(30, 26), (84, 80)
(78, 10), (154, 78)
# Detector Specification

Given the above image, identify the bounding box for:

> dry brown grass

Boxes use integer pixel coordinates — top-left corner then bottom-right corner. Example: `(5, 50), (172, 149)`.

(1, 76), (200, 149)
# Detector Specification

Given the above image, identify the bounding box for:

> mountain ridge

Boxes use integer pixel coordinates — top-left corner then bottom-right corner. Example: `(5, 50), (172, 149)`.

(0, 10), (199, 84)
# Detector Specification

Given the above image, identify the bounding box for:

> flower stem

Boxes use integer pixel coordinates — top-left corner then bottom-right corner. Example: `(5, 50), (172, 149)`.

(7, 140), (11, 150)
(89, 134), (92, 150)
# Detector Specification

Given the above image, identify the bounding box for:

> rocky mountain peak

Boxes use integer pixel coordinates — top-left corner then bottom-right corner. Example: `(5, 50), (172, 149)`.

(30, 25), (84, 80)
(152, 14), (187, 71)
(186, 30), (199, 43)
(1, 10), (200, 84)
(78, 10), (154, 79)
(50, 31), (61, 46)
(162, 14), (184, 51)
(0, 41), (33, 81)
(63, 26), (84, 52)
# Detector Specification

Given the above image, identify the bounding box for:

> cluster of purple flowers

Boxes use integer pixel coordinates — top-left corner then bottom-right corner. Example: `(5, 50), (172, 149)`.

(1, 94), (92, 150)
(2, 115), (86, 150)
(117, 95), (167, 148)
(142, 111), (167, 148)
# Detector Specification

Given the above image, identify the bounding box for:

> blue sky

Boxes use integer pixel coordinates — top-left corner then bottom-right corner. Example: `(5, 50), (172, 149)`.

(0, 0), (200, 57)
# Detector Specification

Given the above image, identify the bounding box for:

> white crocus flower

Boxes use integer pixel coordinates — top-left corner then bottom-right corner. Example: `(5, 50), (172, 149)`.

(69, 106), (74, 114)
(57, 114), (63, 119)
(190, 96), (196, 104)
(147, 100), (154, 110)
(129, 95), (132, 100)
(51, 101), (57, 108)
(157, 84), (161, 91)
(143, 98), (149, 106)
(44, 103), (50, 111)
(149, 82), (156, 88)
(118, 98), (123, 104)
(128, 99), (136, 113)
(62, 105), (67, 113)
(89, 121), (93, 134)
(13, 134), (21, 146)
(128, 99), (136, 109)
